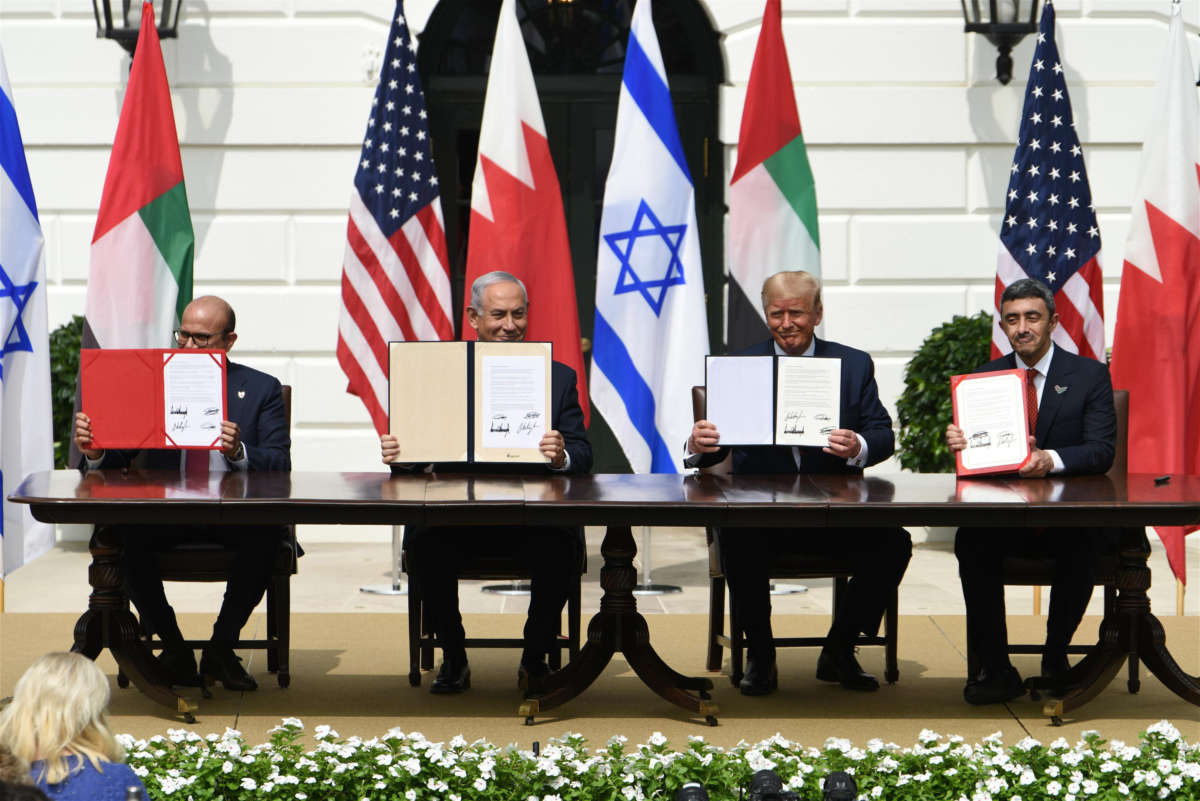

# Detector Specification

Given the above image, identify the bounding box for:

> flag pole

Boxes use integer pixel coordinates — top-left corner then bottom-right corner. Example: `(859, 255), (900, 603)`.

(0, 576), (6, 613)
(1178, 579), (1185, 617)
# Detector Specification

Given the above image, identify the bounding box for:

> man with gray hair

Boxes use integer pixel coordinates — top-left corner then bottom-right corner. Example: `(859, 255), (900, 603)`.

(946, 277), (1116, 705)
(381, 271), (592, 694)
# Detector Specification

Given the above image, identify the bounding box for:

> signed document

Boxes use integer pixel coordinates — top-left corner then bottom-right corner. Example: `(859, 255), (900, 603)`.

(951, 369), (1031, 476)
(704, 355), (841, 447)
(81, 349), (227, 450)
(473, 341), (551, 463)
(775, 356), (841, 448)
(388, 341), (551, 464)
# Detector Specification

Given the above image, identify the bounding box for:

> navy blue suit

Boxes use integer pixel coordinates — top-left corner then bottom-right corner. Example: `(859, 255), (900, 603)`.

(698, 338), (911, 662)
(84, 361), (291, 648)
(955, 347), (1116, 674)
(400, 361), (592, 663)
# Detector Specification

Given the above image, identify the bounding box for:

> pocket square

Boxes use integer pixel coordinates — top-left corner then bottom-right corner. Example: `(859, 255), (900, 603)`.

(1054, 385), (1067, 394)
(237, 390), (246, 399)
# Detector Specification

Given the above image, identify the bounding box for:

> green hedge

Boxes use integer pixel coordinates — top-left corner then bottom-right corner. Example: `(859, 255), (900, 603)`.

(121, 720), (1200, 800)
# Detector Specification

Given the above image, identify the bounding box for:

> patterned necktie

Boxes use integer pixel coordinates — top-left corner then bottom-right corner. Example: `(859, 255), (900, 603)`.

(1025, 368), (1039, 437)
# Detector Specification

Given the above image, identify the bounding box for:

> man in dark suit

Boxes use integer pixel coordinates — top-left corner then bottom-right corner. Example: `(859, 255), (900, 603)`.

(73, 295), (291, 692)
(381, 271), (592, 694)
(688, 270), (911, 695)
(947, 278), (1115, 705)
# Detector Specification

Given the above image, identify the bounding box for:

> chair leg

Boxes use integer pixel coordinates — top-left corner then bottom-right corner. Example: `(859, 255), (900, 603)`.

(707, 575), (724, 672)
(567, 577), (581, 662)
(277, 575), (291, 688)
(407, 586), (422, 687)
(266, 581), (279, 674)
(884, 587), (899, 684)
(729, 593), (744, 687)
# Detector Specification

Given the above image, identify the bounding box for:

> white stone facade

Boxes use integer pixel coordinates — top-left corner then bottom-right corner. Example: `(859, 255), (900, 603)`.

(3, 0), (1190, 494)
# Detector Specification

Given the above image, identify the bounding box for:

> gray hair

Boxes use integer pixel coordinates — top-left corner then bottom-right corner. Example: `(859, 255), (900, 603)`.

(469, 271), (528, 313)
(1000, 278), (1055, 317)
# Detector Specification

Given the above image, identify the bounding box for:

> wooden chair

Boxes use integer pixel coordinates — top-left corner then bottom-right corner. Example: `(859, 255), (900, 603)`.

(119, 385), (298, 689)
(403, 537), (585, 687)
(966, 389), (1136, 691)
(692, 385), (900, 686)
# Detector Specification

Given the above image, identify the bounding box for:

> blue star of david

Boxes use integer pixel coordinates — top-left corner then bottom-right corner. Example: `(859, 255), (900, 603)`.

(0, 262), (37, 365)
(604, 199), (687, 317)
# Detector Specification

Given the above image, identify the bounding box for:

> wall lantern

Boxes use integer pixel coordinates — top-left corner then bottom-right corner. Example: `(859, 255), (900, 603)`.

(961, 0), (1041, 84)
(92, 0), (182, 56)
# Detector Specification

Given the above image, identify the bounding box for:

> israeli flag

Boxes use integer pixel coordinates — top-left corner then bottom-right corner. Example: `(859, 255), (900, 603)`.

(0, 45), (53, 575)
(590, 0), (708, 474)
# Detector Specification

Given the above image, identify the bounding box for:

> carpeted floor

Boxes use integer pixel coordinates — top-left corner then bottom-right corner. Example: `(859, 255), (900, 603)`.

(2, 612), (1196, 750)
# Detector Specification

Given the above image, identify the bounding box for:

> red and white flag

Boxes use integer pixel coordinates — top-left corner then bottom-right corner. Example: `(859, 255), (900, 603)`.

(464, 0), (588, 423)
(1110, 3), (1200, 585)
(337, 2), (454, 434)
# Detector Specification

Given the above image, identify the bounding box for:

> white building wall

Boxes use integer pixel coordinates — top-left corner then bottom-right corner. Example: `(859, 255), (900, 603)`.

(2, 0), (1191, 498)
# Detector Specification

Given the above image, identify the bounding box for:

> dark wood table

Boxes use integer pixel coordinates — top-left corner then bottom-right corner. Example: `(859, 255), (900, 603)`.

(10, 469), (1200, 725)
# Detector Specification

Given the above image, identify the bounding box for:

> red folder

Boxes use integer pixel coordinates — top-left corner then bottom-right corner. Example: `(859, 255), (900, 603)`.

(951, 368), (1032, 477)
(81, 349), (227, 450)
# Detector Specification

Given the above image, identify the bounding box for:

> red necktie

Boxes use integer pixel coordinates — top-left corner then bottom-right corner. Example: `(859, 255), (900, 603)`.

(1025, 368), (1039, 437)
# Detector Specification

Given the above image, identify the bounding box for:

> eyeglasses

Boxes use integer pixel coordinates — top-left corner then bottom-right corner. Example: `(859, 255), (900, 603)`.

(173, 329), (226, 347)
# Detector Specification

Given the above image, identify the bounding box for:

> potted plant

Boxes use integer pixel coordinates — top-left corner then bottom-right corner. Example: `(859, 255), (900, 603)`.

(895, 311), (992, 541)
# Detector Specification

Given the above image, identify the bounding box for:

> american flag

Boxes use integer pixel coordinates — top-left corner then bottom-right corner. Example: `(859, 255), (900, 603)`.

(993, 1), (1103, 362)
(338, 2), (454, 433)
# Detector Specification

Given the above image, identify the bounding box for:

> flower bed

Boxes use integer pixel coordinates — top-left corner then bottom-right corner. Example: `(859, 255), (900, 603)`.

(121, 720), (1199, 801)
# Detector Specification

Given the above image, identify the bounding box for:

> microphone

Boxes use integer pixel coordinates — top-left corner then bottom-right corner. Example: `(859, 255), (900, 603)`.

(674, 782), (708, 801)
(822, 771), (858, 801)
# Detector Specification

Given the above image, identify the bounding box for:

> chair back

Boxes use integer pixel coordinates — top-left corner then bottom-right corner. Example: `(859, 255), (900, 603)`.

(1107, 389), (1128, 477)
(690, 385), (732, 476)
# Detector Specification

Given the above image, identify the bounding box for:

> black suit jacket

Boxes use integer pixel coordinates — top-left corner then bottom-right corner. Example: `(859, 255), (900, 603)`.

(697, 337), (894, 475)
(84, 361), (291, 472)
(976, 348), (1115, 475)
(394, 360), (592, 476)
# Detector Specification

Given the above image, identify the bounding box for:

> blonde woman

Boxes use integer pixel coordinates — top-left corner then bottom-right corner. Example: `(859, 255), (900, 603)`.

(0, 653), (146, 800)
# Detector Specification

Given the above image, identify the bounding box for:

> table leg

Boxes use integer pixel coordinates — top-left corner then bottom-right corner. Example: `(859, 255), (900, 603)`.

(1042, 528), (1200, 723)
(519, 525), (717, 725)
(70, 527), (197, 722)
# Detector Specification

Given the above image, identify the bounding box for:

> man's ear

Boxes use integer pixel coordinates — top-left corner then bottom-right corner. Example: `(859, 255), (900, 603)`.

(223, 332), (238, 352)
(466, 307), (480, 333)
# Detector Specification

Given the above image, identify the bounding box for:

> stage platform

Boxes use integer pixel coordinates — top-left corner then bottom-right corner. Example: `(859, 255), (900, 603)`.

(2, 530), (1196, 749)
(1, 611), (1195, 750)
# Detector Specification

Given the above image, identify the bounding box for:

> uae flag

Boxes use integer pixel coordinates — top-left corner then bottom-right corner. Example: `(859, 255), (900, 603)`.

(84, 1), (193, 353)
(463, 0), (588, 422)
(726, 0), (818, 352)
(1110, 2), (1200, 584)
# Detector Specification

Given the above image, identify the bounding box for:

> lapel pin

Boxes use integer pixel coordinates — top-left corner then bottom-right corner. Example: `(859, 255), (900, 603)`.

(1054, 385), (1067, 394)
(237, 390), (246, 399)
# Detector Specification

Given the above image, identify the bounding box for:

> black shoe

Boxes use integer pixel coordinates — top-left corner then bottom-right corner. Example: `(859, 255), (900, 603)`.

(156, 646), (201, 687)
(431, 656), (470, 694)
(200, 646), (258, 692)
(963, 665), (1025, 705)
(1041, 652), (1072, 697)
(816, 646), (880, 692)
(738, 655), (778, 696)
(518, 658), (551, 691)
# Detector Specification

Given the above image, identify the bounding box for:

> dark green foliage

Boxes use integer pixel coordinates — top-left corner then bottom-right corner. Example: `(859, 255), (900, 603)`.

(896, 311), (993, 473)
(49, 315), (84, 468)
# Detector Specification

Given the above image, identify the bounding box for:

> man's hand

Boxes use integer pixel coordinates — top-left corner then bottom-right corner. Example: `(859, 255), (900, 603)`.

(381, 434), (400, 465)
(540, 430), (567, 469)
(1018, 435), (1054, 478)
(689, 420), (721, 454)
(219, 421), (243, 461)
(945, 423), (967, 452)
(73, 412), (103, 461)
(822, 428), (862, 460)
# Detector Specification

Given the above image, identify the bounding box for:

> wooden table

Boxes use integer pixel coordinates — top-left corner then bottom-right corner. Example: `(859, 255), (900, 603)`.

(10, 469), (1200, 725)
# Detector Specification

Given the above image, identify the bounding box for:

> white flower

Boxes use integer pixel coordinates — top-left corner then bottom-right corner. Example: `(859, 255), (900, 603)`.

(1046, 781), (1062, 796)
(241, 778), (257, 790)
(1146, 721), (1181, 743)
(475, 778), (488, 791)
(543, 795), (562, 801)
(622, 787), (637, 800)
(918, 729), (941, 743)
(132, 766), (149, 778)
(1116, 782), (1129, 796)
(1019, 770), (1035, 786)
(1166, 774), (1183, 791)
(945, 768), (958, 777)
(314, 724), (338, 740)
(1144, 772), (1162, 787)
(116, 733), (136, 750)
(1062, 751), (1084, 766)
(1014, 737), (1041, 752)
(871, 787), (883, 798)
(1082, 779), (1099, 795)
(222, 761), (233, 774)
(648, 731), (668, 747)
(1068, 782), (1080, 793)
(986, 776), (1008, 793)
(1101, 761), (1121, 773)
(1046, 765), (1061, 777)
(405, 791), (417, 801)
